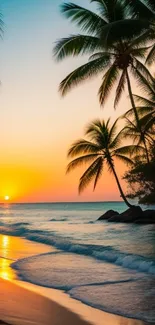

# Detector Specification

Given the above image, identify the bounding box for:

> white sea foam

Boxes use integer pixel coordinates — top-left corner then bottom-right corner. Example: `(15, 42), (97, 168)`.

(0, 220), (154, 275)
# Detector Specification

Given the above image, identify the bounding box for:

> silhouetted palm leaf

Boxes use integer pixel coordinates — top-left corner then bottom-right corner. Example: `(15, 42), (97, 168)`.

(114, 70), (126, 108)
(146, 44), (155, 65)
(66, 154), (99, 173)
(67, 139), (100, 157)
(61, 3), (106, 33)
(99, 64), (119, 105)
(133, 95), (155, 106)
(115, 154), (133, 165)
(79, 157), (103, 193)
(59, 56), (110, 96)
(125, 106), (154, 118)
(54, 35), (102, 61)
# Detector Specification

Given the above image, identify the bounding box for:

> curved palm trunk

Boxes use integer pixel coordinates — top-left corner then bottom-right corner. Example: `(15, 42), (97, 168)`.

(125, 69), (150, 164)
(110, 162), (133, 208)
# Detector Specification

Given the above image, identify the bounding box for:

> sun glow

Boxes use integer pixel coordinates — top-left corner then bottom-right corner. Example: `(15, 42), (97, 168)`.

(4, 195), (10, 201)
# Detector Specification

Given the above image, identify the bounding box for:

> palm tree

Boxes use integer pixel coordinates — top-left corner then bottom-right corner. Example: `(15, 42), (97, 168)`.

(67, 118), (144, 208)
(53, 1), (153, 151)
(133, 68), (155, 107)
(122, 115), (154, 163)
(124, 71), (155, 160)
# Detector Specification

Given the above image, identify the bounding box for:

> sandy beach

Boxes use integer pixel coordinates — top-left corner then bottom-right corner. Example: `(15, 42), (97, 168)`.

(0, 277), (151, 325)
(0, 278), (91, 325)
(0, 234), (152, 325)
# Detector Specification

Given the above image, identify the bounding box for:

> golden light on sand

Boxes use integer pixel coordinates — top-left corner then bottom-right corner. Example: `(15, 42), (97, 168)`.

(4, 195), (10, 201)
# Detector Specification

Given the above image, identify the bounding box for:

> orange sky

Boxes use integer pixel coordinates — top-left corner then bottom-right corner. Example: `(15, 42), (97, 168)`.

(0, 0), (140, 203)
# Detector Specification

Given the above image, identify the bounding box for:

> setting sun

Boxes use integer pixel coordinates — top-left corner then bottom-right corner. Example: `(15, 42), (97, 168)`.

(4, 195), (10, 201)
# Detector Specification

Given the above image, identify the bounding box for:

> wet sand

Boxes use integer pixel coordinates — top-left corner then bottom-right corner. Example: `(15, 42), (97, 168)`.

(0, 278), (91, 325)
(0, 278), (151, 325)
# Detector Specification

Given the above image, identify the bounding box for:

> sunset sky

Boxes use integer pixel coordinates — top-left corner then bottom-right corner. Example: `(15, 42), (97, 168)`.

(0, 0), (133, 203)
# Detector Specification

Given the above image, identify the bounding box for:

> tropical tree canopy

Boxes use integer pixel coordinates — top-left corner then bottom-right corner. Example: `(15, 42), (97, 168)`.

(54, 1), (155, 204)
(53, 1), (153, 107)
(67, 118), (145, 207)
(124, 142), (155, 204)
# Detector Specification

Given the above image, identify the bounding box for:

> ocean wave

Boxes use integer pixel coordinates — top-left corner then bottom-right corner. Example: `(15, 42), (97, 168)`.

(13, 222), (30, 226)
(0, 223), (155, 275)
(49, 218), (67, 222)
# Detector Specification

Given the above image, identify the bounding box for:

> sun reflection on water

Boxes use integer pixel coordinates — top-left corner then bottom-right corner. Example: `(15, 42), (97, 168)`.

(3, 235), (9, 248)
(0, 235), (15, 280)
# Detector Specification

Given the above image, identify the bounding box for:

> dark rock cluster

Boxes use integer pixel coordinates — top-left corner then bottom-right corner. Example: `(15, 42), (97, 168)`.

(98, 207), (155, 224)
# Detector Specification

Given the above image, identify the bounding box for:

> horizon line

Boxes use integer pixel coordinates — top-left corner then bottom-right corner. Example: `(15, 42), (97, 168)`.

(0, 200), (124, 205)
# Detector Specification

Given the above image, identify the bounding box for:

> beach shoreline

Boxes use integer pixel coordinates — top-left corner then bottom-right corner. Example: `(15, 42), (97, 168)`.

(0, 277), (150, 325)
(0, 234), (152, 325)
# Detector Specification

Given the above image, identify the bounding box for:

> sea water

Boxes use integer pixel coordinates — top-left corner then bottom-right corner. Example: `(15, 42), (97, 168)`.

(0, 201), (155, 322)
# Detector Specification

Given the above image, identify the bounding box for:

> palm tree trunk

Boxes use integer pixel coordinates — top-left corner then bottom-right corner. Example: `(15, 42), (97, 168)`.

(125, 69), (150, 163)
(110, 162), (133, 208)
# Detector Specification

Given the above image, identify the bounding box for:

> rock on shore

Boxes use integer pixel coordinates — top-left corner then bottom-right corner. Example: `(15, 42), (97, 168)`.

(97, 207), (155, 224)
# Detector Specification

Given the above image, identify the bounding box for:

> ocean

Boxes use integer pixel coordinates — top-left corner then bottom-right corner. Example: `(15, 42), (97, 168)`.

(0, 201), (155, 322)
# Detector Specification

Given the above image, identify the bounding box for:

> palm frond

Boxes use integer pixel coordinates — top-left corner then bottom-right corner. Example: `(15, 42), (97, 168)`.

(131, 46), (151, 59)
(91, 0), (132, 21)
(61, 3), (106, 33)
(133, 58), (154, 84)
(114, 70), (126, 108)
(79, 157), (103, 193)
(100, 19), (150, 46)
(85, 119), (105, 136)
(109, 127), (126, 149)
(142, 113), (155, 131)
(108, 117), (119, 143)
(93, 157), (104, 190)
(99, 64), (119, 106)
(115, 145), (145, 156)
(90, 0), (109, 21)
(67, 139), (100, 158)
(131, 67), (155, 98)
(127, 29), (151, 50)
(146, 44), (155, 66)
(66, 154), (99, 173)
(124, 106), (154, 118)
(124, 131), (143, 143)
(133, 95), (155, 106)
(59, 56), (110, 96)
(89, 51), (115, 61)
(85, 119), (109, 147)
(137, 106), (154, 116)
(53, 35), (101, 61)
(115, 154), (134, 165)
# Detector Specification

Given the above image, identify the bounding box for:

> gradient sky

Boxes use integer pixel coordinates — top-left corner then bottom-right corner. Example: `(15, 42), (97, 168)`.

(0, 0), (135, 203)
